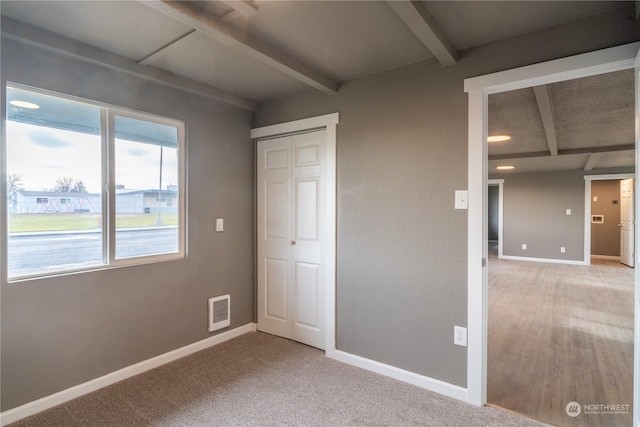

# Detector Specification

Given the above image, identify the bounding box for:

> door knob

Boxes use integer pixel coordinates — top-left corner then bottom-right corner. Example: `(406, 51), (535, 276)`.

(291, 240), (296, 245)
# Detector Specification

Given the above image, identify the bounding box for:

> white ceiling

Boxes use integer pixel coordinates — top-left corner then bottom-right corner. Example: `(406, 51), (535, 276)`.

(1, 1), (637, 173)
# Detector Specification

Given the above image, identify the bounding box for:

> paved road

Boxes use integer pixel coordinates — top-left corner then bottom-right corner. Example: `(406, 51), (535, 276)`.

(7, 228), (178, 278)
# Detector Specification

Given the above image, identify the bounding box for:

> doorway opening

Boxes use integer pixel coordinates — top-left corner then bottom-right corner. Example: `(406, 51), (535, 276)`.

(484, 75), (635, 427)
(586, 175), (635, 267)
(464, 42), (640, 424)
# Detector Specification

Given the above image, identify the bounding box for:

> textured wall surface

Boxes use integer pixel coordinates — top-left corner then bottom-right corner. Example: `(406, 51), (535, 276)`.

(500, 171), (586, 261)
(254, 7), (638, 388)
(1, 3), (637, 412)
(1, 38), (254, 411)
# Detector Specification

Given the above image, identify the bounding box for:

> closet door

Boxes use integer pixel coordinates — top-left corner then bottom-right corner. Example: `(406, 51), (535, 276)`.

(257, 130), (326, 349)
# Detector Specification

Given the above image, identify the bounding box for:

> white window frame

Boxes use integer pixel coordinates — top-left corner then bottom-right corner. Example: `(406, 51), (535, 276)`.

(4, 83), (186, 281)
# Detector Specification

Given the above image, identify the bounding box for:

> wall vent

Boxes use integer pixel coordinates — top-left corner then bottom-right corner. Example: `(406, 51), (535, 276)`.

(208, 294), (230, 332)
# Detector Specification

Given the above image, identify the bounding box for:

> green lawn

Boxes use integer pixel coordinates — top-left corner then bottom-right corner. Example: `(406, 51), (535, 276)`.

(8, 213), (178, 233)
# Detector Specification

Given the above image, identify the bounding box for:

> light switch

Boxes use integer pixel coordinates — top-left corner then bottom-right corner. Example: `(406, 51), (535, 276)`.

(455, 190), (468, 210)
(566, 209), (571, 215)
(593, 196), (598, 202)
(215, 218), (224, 232)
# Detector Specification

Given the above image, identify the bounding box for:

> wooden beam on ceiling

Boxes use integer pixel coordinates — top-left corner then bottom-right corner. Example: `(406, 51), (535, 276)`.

(489, 144), (634, 161)
(0, 17), (259, 111)
(138, 1), (258, 66)
(532, 85), (559, 156)
(583, 153), (603, 171)
(141, 0), (339, 94)
(220, 0), (258, 18)
(386, 0), (457, 67)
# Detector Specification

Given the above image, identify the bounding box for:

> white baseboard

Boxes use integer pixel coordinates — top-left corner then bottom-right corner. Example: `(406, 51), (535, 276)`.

(334, 350), (468, 403)
(500, 255), (586, 265)
(0, 323), (257, 426)
(591, 255), (621, 261)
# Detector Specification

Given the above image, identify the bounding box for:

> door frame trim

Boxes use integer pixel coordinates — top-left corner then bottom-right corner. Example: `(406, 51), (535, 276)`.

(251, 112), (339, 357)
(464, 42), (640, 409)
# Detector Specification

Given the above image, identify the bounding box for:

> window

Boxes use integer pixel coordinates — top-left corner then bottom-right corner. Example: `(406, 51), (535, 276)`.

(5, 84), (185, 280)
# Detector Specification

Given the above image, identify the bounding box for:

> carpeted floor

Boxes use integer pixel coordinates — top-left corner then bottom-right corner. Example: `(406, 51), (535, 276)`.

(9, 332), (548, 426)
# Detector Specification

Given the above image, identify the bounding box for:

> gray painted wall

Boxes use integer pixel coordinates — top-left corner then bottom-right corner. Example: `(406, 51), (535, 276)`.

(1, 38), (254, 410)
(499, 171), (586, 261)
(591, 180), (622, 257)
(1, 3), (637, 413)
(254, 8), (637, 387)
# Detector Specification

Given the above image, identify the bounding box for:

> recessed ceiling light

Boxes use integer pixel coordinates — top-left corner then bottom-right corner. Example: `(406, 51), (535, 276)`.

(488, 135), (511, 142)
(496, 165), (515, 170)
(9, 100), (40, 109)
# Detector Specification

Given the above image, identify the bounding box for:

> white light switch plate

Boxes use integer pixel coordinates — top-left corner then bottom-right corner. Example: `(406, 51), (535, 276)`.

(455, 190), (468, 210)
(215, 218), (224, 232)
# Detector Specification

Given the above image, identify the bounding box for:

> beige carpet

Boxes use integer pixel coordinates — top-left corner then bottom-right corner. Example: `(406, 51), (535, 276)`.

(9, 332), (547, 426)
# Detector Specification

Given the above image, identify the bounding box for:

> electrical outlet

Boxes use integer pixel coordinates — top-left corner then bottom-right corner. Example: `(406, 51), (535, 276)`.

(454, 326), (467, 347)
(560, 246), (566, 253)
(522, 244), (527, 250)
(215, 218), (224, 232)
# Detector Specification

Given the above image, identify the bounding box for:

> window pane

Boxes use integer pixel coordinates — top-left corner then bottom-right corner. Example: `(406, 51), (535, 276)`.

(6, 88), (103, 278)
(114, 115), (179, 259)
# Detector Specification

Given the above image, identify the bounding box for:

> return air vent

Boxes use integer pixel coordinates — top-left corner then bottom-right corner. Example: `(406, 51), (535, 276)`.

(208, 294), (230, 332)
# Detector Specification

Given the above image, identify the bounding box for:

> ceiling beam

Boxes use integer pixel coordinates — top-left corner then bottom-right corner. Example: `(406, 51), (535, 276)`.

(583, 153), (603, 171)
(386, 0), (457, 67)
(489, 144), (635, 161)
(220, 0), (258, 18)
(0, 17), (259, 110)
(532, 85), (558, 156)
(141, 0), (339, 94)
(139, 0), (258, 66)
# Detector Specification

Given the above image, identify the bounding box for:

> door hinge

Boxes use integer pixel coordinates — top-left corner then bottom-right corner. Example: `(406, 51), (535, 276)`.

(482, 258), (486, 267)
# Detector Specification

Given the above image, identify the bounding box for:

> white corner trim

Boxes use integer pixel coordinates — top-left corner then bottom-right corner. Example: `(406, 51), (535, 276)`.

(499, 255), (586, 266)
(0, 323), (257, 426)
(334, 350), (468, 403)
(250, 112), (339, 139)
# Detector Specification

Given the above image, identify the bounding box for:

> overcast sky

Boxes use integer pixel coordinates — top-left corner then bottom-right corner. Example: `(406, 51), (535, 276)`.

(7, 121), (178, 193)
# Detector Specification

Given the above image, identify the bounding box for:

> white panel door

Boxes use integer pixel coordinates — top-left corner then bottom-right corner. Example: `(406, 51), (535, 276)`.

(620, 178), (635, 267)
(257, 130), (326, 349)
(257, 136), (292, 338)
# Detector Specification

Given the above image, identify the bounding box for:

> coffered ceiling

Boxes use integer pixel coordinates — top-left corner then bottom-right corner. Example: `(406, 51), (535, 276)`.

(489, 69), (635, 175)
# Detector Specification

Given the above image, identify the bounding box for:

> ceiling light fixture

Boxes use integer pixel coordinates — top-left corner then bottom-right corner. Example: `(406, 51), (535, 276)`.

(487, 135), (511, 142)
(496, 165), (514, 170)
(9, 100), (40, 109)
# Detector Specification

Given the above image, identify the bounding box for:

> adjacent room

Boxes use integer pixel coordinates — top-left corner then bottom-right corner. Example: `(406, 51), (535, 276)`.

(1, 1), (639, 426)
(486, 71), (635, 426)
